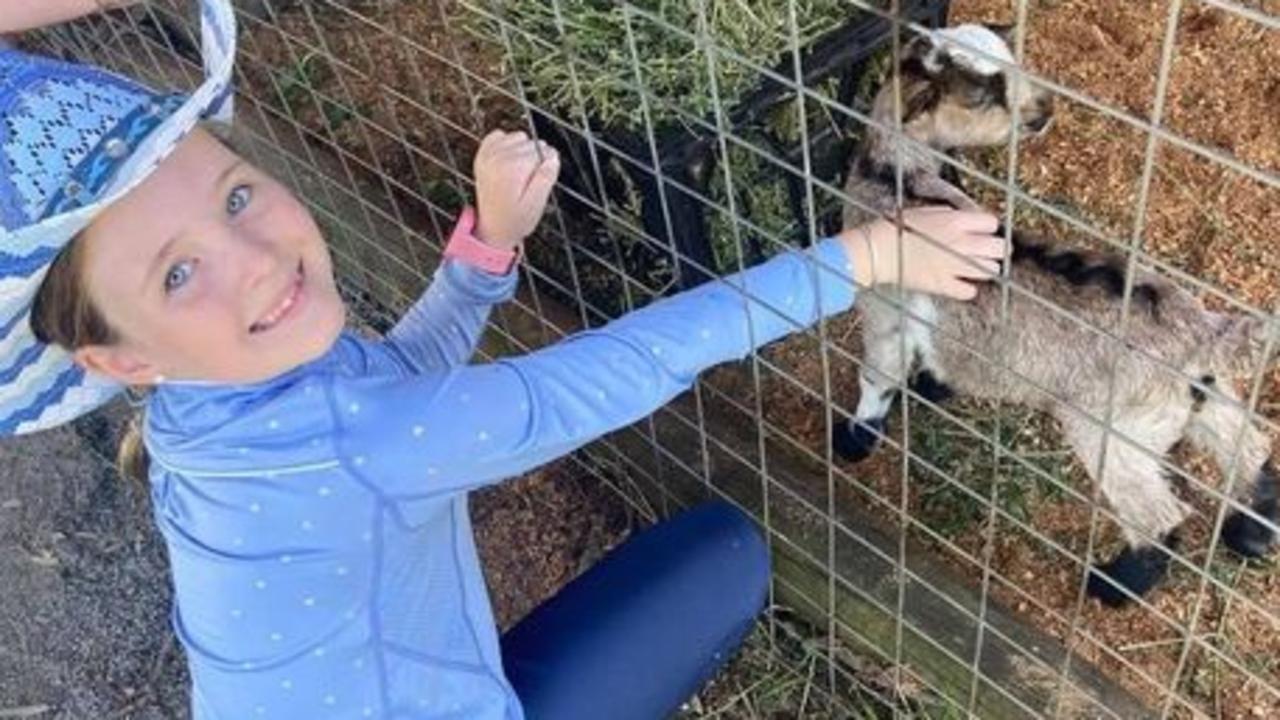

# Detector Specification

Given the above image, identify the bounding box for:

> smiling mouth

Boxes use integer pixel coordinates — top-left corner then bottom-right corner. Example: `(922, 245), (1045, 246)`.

(249, 262), (305, 334)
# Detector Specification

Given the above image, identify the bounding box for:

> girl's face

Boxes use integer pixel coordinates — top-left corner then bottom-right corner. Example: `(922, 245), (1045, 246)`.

(74, 128), (346, 386)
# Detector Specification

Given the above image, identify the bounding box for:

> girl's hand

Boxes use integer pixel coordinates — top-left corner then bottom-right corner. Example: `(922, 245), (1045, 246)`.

(842, 206), (1005, 300)
(473, 130), (561, 252)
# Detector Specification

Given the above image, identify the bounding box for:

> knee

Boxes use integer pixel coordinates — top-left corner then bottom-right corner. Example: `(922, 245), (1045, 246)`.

(687, 501), (771, 617)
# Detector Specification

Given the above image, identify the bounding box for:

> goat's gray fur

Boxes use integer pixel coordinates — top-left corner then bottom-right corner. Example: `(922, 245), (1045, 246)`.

(836, 24), (1277, 606)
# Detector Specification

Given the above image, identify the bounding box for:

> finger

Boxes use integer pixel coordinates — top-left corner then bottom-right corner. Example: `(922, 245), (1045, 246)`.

(940, 279), (980, 301)
(501, 130), (530, 146)
(536, 148), (561, 177)
(953, 210), (999, 234)
(897, 209), (945, 236)
(961, 233), (1008, 260)
(507, 138), (554, 159)
(478, 130), (509, 155)
(955, 258), (1001, 280)
(521, 151), (561, 205)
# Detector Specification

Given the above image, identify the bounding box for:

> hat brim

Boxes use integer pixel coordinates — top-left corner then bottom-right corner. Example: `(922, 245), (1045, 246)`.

(0, 0), (237, 435)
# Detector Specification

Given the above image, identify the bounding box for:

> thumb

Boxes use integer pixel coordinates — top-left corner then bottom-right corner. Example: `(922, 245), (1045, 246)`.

(522, 152), (561, 208)
(940, 278), (980, 301)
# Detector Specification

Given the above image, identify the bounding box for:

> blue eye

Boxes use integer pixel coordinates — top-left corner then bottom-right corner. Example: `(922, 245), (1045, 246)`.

(227, 184), (252, 215)
(164, 260), (195, 294)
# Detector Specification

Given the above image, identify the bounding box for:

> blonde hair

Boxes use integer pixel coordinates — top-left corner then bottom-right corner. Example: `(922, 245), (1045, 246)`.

(30, 234), (151, 485)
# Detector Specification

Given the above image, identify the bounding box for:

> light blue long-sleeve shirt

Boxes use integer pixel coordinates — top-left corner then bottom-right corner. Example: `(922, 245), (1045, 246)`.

(144, 237), (858, 719)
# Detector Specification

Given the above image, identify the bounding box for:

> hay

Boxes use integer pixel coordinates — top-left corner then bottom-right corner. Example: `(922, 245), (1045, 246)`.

(464, 2), (891, 276)
(465, 0), (861, 131)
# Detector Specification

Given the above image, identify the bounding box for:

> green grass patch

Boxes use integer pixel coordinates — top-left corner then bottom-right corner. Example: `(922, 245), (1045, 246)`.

(276, 51), (357, 134)
(907, 398), (1074, 541)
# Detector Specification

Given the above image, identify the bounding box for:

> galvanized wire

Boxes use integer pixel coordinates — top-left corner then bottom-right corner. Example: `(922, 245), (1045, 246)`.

(43, 0), (1280, 716)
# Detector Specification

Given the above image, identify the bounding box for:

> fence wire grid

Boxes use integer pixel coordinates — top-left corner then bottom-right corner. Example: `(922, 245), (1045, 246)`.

(29, 0), (1280, 718)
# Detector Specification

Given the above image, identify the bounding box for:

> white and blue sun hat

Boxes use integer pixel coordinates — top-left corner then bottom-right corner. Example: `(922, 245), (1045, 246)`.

(0, 0), (236, 436)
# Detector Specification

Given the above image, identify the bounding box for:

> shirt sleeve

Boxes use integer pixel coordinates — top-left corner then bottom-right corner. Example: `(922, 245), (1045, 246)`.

(381, 259), (519, 372)
(333, 237), (857, 500)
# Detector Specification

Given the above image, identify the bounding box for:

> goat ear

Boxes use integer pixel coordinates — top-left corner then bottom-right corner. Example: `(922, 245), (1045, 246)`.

(982, 23), (1016, 44)
(898, 32), (932, 61)
(899, 32), (946, 76)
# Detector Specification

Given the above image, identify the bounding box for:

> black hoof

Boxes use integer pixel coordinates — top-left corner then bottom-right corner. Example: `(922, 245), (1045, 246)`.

(1223, 461), (1274, 558)
(909, 370), (954, 404)
(1087, 543), (1173, 608)
(834, 416), (886, 463)
(1223, 505), (1277, 559)
(1223, 462), (1278, 559)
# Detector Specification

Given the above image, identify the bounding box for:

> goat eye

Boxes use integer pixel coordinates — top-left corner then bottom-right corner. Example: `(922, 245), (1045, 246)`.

(961, 81), (1000, 108)
(226, 184), (252, 215)
(957, 80), (986, 104)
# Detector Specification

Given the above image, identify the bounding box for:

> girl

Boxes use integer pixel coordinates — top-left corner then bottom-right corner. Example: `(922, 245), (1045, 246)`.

(1, 1), (1005, 717)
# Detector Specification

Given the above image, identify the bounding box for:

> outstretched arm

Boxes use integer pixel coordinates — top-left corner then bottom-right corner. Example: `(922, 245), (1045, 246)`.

(339, 234), (860, 500)
(338, 206), (1006, 499)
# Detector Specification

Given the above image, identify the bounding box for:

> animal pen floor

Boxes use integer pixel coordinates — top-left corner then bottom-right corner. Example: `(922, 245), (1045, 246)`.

(735, 0), (1280, 716)
(720, 0), (1280, 716)
(4, 0), (1278, 718)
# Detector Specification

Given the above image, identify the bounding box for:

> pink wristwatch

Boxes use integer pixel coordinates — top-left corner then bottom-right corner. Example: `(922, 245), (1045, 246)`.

(443, 206), (520, 275)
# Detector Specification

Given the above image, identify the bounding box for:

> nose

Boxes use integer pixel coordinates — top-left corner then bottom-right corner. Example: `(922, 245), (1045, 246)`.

(1027, 94), (1055, 131)
(1025, 114), (1051, 133)
(230, 230), (282, 292)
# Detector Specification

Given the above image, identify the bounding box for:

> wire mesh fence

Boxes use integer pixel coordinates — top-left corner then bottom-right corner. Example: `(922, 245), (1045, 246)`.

(27, 0), (1280, 717)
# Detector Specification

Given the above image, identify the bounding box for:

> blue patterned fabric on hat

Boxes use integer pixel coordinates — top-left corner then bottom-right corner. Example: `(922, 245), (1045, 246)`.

(0, 0), (236, 435)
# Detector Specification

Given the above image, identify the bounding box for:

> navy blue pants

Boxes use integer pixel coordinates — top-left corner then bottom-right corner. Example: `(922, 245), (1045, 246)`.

(501, 501), (771, 720)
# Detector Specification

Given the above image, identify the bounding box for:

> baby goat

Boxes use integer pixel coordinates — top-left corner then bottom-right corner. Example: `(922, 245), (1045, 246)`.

(835, 24), (1277, 606)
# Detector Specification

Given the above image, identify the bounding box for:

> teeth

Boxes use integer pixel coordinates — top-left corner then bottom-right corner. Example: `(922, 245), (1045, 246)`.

(252, 273), (301, 333)
(262, 290), (295, 326)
